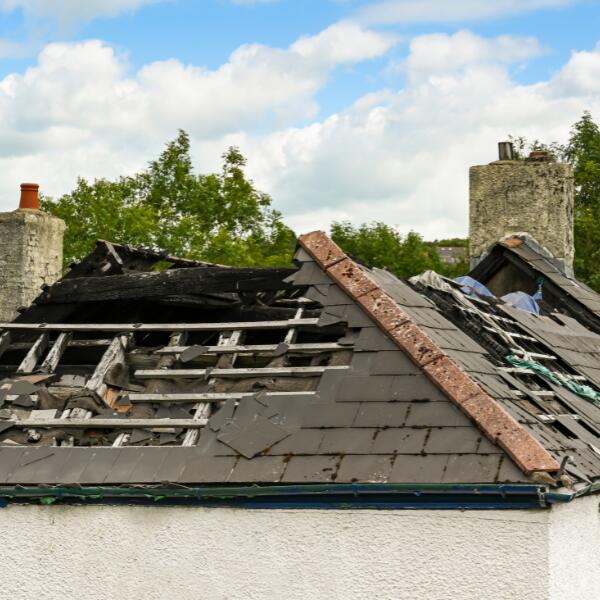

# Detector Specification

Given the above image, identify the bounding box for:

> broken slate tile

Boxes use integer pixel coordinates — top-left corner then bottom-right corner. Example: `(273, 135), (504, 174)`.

(208, 398), (236, 432)
(263, 393), (312, 429)
(180, 345), (210, 363)
(272, 343), (289, 358)
(9, 381), (38, 396)
(129, 429), (153, 445)
(217, 417), (290, 459)
(0, 421), (14, 434)
(12, 395), (34, 408)
(254, 390), (270, 406)
(318, 312), (345, 327)
(230, 396), (265, 426)
(159, 433), (179, 445)
(266, 429), (325, 455)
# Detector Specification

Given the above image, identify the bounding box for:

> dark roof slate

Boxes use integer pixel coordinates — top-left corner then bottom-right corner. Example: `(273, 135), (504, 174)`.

(3, 231), (600, 490)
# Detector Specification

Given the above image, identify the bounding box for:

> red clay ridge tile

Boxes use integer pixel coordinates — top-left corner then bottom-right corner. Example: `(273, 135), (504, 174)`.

(423, 357), (482, 405)
(496, 428), (560, 473)
(360, 289), (412, 331)
(298, 231), (346, 269)
(327, 258), (379, 298)
(461, 395), (522, 440)
(297, 231), (560, 475)
(388, 321), (444, 366)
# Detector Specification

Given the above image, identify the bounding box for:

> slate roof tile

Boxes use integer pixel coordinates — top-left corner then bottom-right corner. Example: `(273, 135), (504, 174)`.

(281, 455), (340, 483)
(5, 230), (599, 488)
(336, 455), (393, 483)
(372, 428), (428, 454)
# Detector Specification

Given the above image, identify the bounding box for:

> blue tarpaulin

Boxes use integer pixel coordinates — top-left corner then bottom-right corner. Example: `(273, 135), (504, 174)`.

(500, 291), (540, 315)
(454, 276), (493, 298)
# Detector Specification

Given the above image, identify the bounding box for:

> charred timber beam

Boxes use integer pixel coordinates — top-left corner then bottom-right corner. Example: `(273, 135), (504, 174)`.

(36, 266), (298, 304)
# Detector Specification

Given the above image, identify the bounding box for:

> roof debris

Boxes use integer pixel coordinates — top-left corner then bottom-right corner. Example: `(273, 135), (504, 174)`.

(0, 233), (598, 495)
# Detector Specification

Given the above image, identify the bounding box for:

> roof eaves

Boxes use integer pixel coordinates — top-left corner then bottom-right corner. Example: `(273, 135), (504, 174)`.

(298, 231), (560, 476)
(0, 483), (548, 509)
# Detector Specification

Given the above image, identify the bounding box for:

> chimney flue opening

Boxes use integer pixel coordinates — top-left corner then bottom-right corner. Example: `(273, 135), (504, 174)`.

(498, 141), (514, 161)
(19, 183), (39, 210)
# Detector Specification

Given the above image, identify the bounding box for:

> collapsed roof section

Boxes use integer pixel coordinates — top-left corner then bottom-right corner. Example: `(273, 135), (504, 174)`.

(470, 236), (600, 333)
(0, 233), (600, 492)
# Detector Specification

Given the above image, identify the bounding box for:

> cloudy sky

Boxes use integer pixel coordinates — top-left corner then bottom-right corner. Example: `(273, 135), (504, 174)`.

(0, 0), (598, 238)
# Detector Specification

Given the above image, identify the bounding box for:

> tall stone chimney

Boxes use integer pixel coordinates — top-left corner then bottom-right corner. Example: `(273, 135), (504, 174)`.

(0, 183), (65, 321)
(469, 143), (574, 274)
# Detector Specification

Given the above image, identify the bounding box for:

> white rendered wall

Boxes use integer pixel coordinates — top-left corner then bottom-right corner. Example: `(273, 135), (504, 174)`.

(0, 499), (597, 599)
(549, 494), (600, 600)
(0, 504), (556, 600)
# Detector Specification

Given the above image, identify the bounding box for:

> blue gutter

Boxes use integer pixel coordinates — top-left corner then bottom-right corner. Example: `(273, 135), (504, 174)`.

(0, 483), (551, 509)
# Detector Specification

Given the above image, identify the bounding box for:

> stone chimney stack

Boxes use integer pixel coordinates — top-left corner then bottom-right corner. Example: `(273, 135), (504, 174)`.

(0, 183), (65, 321)
(469, 143), (574, 274)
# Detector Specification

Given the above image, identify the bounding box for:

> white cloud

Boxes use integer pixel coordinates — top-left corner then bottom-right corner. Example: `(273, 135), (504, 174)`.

(401, 30), (544, 83)
(237, 33), (600, 238)
(0, 26), (599, 243)
(356, 0), (575, 25)
(0, 22), (395, 206)
(0, 0), (163, 28)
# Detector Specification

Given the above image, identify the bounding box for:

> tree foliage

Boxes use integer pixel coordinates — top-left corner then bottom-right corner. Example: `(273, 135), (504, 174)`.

(511, 112), (600, 290)
(331, 221), (467, 280)
(41, 131), (295, 268)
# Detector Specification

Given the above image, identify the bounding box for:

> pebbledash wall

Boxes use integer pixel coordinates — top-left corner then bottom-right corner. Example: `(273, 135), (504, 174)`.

(0, 498), (598, 600)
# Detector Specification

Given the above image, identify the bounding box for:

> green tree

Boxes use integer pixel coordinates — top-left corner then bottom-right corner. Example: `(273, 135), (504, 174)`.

(41, 131), (295, 268)
(511, 112), (600, 290)
(331, 221), (467, 279)
(565, 112), (600, 289)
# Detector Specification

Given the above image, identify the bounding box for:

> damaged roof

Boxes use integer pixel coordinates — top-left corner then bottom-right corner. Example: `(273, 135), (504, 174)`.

(1, 234), (600, 502)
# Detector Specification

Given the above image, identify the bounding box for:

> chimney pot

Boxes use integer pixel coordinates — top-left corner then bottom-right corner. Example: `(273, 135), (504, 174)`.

(498, 141), (514, 161)
(527, 150), (553, 162)
(19, 183), (40, 210)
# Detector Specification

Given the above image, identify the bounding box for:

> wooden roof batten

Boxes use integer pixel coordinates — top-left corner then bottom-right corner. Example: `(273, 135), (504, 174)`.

(298, 230), (561, 475)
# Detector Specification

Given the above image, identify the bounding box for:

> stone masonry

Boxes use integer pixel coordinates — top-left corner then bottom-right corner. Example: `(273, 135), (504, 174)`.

(0, 208), (65, 322)
(469, 156), (574, 273)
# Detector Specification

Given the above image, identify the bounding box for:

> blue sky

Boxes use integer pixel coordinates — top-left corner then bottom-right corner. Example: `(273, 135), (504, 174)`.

(0, 0), (598, 238)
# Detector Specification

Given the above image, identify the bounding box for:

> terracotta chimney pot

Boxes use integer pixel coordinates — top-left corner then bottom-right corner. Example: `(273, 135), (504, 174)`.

(19, 183), (39, 210)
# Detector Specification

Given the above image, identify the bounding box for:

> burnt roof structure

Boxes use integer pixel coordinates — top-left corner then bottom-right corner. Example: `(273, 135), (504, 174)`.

(0, 233), (600, 508)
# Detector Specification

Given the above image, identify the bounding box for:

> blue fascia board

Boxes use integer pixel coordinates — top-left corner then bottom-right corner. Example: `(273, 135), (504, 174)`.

(0, 482), (548, 509)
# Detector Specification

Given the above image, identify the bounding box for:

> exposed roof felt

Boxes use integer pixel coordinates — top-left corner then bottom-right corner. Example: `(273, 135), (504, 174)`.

(1, 233), (600, 492)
